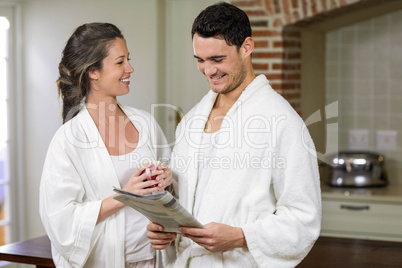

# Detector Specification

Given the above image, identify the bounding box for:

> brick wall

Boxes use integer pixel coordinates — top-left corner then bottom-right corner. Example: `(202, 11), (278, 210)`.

(231, 0), (377, 115)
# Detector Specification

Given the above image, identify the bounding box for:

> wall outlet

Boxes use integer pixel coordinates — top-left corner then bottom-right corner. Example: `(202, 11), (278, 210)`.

(376, 130), (397, 152)
(348, 129), (369, 150)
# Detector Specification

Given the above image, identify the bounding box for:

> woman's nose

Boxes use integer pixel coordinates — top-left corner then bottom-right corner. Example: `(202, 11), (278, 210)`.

(126, 62), (134, 73)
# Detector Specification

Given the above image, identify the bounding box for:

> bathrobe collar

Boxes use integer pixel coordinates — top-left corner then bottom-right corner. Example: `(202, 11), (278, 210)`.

(182, 74), (268, 214)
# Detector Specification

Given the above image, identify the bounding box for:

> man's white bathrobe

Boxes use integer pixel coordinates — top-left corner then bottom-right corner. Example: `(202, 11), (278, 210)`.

(39, 105), (170, 268)
(165, 75), (321, 267)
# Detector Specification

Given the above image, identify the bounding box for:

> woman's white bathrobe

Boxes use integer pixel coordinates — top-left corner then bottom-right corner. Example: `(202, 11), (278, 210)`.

(39, 105), (170, 268)
(165, 75), (321, 267)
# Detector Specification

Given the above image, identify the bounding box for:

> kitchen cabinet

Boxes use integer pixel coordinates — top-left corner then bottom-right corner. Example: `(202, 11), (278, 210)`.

(321, 184), (402, 242)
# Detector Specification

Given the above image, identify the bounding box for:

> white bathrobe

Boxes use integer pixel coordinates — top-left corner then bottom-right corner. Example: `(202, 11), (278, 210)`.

(39, 104), (170, 268)
(165, 75), (321, 267)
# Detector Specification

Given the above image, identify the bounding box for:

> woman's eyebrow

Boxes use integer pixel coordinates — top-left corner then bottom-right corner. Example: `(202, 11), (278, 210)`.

(115, 53), (130, 60)
(115, 55), (125, 60)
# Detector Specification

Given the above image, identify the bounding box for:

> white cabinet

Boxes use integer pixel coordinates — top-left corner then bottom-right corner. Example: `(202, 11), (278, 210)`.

(321, 197), (402, 242)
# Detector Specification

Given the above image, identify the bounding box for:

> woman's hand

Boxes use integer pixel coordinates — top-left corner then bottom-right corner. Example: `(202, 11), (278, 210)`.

(123, 162), (172, 195)
(97, 162), (172, 224)
(122, 163), (161, 195)
(156, 162), (172, 190)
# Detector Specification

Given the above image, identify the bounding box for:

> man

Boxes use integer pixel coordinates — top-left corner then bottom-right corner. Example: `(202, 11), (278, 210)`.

(147, 2), (321, 267)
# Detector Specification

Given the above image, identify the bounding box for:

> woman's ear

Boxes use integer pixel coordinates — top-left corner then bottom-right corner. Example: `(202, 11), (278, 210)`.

(242, 37), (254, 58)
(88, 68), (99, 81)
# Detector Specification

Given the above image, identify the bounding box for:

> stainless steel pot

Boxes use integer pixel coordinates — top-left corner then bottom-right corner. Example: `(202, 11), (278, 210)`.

(324, 151), (388, 187)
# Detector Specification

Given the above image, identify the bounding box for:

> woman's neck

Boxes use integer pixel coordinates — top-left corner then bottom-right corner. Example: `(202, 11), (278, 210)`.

(86, 97), (121, 127)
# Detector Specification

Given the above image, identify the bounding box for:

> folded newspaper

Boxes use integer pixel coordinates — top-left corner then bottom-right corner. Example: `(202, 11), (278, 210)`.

(113, 188), (204, 233)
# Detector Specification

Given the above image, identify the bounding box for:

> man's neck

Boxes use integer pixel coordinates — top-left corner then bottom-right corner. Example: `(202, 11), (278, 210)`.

(213, 72), (256, 109)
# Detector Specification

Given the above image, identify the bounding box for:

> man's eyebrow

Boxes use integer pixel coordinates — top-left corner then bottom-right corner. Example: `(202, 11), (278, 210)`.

(193, 55), (226, 60)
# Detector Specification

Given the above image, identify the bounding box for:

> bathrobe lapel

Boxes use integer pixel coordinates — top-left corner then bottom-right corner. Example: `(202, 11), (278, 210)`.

(77, 106), (120, 195)
(184, 92), (218, 213)
(185, 76), (269, 223)
(75, 106), (125, 267)
(76, 104), (156, 197)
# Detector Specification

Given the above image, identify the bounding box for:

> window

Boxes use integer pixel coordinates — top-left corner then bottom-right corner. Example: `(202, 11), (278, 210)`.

(0, 15), (10, 247)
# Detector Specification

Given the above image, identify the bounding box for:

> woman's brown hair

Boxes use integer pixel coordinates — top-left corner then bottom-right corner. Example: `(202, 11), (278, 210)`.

(57, 23), (124, 123)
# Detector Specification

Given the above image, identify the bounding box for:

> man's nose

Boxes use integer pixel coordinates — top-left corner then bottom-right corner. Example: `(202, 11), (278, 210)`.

(203, 63), (217, 76)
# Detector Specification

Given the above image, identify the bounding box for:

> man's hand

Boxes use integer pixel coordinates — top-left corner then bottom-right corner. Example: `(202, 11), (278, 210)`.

(179, 222), (247, 252)
(147, 222), (177, 250)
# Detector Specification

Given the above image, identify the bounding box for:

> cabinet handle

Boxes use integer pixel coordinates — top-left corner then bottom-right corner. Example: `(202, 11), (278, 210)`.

(340, 204), (370, 211)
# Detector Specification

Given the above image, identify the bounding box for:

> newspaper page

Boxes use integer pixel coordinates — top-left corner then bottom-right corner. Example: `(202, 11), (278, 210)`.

(113, 188), (204, 233)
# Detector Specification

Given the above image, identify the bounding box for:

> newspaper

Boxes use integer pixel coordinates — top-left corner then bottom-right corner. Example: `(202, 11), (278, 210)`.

(113, 188), (204, 233)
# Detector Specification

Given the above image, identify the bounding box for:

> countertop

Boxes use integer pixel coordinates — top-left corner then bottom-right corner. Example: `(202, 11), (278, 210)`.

(321, 183), (402, 203)
(297, 236), (402, 267)
(2, 235), (401, 268)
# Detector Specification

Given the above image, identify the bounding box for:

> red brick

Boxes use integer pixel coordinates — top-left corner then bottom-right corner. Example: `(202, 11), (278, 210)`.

(302, 0), (308, 17)
(282, 0), (292, 24)
(252, 30), (282, 37)
(321, 0), (328, 11)
(272, 63), (300, 70)
(254, 40), (269, 48)
(273, 41), (284, 48)
(270, 83), (298, 90)
(282, 92), (301, 99)
(275, 40), (299, 48)
(293, 10), (301, 21)
(285, 73), (301, 80)
(272, 63), (284, 70)
(232, 0), (261, 7)
(273, 0), (282, 14)
(311, 0), (318, 15)
(330, 0), (338, 9)
(253, 52), (284, 59)
(252, 63), (269, 70)
(264, 0), (275, 15)
(264, 0), (274, 15)
(292, 0), (299, 8)
(282, 30), (301, 38)
(273, 18), (284, 27)
(245, 10), (267, 16)
(251, 20), (269, 27)
(265, 73), (285, 80)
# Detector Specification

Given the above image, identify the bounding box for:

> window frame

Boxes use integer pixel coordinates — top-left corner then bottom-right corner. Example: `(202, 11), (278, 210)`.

(0, 2), (25, 244)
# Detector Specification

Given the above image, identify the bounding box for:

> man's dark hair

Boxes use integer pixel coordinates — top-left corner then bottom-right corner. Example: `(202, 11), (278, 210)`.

(191, 2), (252, 48)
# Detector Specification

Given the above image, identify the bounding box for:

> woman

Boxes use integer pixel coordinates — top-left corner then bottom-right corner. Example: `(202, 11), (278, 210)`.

(39, 23), (172, 268)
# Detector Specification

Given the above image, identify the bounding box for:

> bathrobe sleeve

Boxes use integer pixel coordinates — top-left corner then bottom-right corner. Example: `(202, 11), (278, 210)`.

(39, 124), (103, 267)
(241, 110), (322, 266)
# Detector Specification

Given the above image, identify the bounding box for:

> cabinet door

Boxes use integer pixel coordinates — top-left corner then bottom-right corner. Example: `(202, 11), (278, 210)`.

(321, 199), (402, 241)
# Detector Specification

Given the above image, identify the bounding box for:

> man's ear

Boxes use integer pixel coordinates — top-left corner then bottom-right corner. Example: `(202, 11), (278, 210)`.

(242, 37), (254, 58)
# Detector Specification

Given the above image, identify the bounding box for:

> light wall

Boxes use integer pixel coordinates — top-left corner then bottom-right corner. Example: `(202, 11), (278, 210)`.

(300, 1), (402, 175)
(163, 0), (218, 142)
(326, 9), (402, 185)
